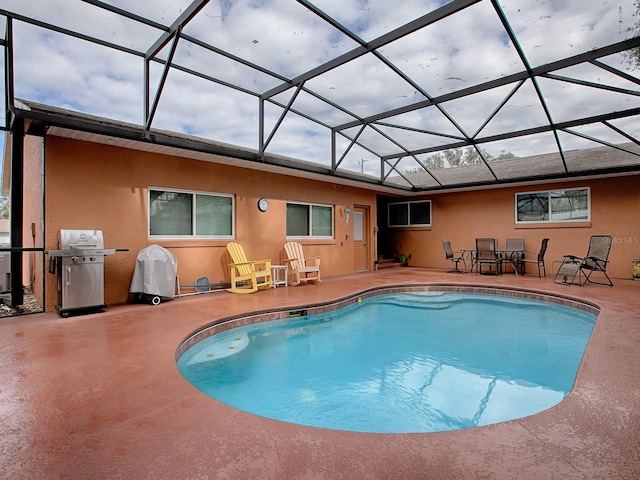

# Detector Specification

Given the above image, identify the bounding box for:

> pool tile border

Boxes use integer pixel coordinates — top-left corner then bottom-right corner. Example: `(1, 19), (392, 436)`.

(175, 284), (600, 360)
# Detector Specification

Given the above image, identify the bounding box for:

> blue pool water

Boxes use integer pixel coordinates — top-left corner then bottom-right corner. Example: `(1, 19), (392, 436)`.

(177, 292), (596, 433)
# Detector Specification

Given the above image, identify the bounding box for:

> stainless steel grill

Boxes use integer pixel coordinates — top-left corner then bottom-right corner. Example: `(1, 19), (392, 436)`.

(47, 229), (123, 317)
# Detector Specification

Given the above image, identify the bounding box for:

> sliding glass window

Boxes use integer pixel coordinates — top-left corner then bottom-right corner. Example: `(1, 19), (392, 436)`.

(516, 188), (589, 223)
(388, 200), (431, 227)
(149, 188), (234, 238)
(286, 202), (333, 239)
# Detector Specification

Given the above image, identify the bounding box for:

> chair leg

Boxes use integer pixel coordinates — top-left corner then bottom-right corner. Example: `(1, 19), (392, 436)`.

(448, 258), (465, 274)
(583, 268), (614, 286)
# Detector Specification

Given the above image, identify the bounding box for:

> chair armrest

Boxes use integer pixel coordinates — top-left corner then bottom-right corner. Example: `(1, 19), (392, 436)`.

(585, 255), (608, 264)
(305, 256), (320, 266)
(562, 255), (583, 262)
(229, 261), (252, 268)
(283, 258), (298, 264)
(250, 259), (272, 270)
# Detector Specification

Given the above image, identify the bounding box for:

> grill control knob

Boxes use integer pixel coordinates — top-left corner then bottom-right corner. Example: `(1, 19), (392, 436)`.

(90, 256), (96, 261)
(71, 256), (79, 262)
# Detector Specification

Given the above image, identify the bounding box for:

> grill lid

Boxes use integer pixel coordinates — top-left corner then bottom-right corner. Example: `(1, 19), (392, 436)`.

(59, 229), (104, 250)
(46, 229), (126, 258)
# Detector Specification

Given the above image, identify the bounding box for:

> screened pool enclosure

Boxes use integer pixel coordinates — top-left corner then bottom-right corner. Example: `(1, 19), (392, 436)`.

(1, 0), (640, 192)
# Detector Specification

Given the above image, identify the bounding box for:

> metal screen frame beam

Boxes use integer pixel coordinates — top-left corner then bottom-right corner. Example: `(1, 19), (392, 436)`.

(9, 114), (23, 307)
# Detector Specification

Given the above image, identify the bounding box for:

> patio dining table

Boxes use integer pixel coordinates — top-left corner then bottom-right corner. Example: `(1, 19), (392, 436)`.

(458, 247), (526, 275)
(459, 248), (477, 273)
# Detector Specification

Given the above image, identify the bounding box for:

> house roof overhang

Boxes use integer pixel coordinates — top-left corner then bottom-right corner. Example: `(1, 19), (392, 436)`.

(12, 99), (640, 197)
(2, 1), (640, 194)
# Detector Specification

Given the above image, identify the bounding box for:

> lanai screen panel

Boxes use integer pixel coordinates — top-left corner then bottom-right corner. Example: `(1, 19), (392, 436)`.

(1, 0), (639, 191)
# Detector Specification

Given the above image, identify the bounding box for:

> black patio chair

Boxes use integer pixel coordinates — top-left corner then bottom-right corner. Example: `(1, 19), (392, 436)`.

(520, 238), (549, 278)
(554, 235), (613, 286)
(500, 238), (525, 276)
(442, 239), (466, 273)
(475, 238), (500, 275)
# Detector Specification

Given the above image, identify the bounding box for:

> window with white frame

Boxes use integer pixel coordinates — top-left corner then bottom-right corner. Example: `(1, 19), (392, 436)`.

(515, 187), (590, 223)
(149, 188), (234, 238)
(286, 202), (333, 238)
(388, 200), (431, 227)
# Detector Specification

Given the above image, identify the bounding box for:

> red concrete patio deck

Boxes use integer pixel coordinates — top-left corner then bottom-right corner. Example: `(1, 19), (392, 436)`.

(1, 268), (639, 479)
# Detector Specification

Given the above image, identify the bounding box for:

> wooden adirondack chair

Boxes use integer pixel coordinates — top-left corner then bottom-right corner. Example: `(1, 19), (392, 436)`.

(226, 242), (272, 293)
(283, 242), (321, 285)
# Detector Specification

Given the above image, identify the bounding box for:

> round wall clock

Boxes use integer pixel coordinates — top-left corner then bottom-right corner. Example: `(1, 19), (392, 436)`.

(257, 197), (269, 212)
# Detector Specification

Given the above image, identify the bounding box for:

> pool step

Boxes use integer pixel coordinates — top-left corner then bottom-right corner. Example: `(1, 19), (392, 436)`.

(377, 257), (404, 270)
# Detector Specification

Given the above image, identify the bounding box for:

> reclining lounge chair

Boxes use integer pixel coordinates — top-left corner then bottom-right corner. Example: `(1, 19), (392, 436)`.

(554, 235), (613, 286)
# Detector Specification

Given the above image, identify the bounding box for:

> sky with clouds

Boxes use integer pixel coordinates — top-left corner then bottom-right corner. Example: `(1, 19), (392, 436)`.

(1, 0), (639, 183)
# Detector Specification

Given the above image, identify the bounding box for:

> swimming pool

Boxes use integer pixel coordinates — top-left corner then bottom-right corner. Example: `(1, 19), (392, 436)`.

(177, 290), (597, 433)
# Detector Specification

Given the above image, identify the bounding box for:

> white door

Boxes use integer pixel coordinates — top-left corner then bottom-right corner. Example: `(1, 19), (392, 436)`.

(353, 207), (368, 272)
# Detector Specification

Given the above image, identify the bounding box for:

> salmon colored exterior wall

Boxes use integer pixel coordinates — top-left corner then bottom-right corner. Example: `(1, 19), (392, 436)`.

(386, 176), (640, 279)
(21, 133), (640, 312)
(23, 135), (44, 307)
(40, 136), (378, 311)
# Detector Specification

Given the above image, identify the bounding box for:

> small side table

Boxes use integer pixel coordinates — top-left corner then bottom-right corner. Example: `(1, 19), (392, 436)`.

(271, 265), (288, 288)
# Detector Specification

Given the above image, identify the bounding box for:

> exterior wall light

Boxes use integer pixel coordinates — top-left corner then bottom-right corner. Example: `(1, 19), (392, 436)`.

(344, 207), (351, 224)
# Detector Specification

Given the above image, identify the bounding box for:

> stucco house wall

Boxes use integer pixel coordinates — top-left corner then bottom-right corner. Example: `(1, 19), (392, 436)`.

(384, 176), (640, 279)
(41, 136), (378, 311)
(23, 135), (44, 306)
(22, 132), (640, 313)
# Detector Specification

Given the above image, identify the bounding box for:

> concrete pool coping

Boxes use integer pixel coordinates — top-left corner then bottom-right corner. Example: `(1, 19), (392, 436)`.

(176, 284), (601, 359)
(1, 268), (639, 479)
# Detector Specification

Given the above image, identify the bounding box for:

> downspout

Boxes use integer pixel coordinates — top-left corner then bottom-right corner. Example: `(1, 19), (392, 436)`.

(373, 225), (379, 271)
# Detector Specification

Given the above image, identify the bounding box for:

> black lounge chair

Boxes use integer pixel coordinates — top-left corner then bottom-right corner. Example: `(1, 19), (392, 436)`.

(554, 235), (613, 286)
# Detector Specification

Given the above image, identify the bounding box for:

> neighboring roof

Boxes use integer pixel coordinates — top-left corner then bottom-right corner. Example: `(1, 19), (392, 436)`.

(392, 141), (640, 189)
(1, 1), (640, 192)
